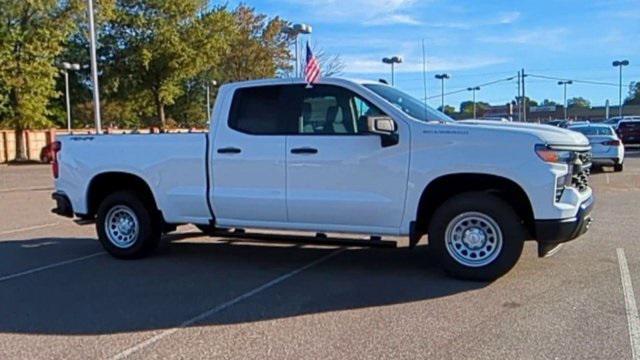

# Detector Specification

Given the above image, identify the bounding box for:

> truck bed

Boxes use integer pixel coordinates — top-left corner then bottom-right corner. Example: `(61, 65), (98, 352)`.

(56, 133), (212, 224)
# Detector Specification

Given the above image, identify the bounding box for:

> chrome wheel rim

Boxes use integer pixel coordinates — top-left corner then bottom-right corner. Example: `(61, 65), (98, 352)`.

(444, 212), (503, 267)
(104, 205), (139, 249)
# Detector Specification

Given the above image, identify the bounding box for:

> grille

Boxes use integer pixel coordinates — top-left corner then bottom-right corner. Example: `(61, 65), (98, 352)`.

(571, 151), (592, 192)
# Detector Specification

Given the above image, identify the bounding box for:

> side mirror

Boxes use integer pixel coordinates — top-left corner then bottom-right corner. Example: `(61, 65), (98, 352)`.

(367, 116), (399, 147)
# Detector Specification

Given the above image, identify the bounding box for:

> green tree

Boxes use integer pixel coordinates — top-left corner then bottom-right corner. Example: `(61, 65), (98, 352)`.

(168, 5), (293, 128)
(212, 5), (292, 84)
(103, 1), (235, 128)
(438, 105), (456, 115)
(540, 99), (558, 106)
(0, 0), (76, 160)
(460, 101), (490, 117)
(567, 97), (591, 108)
(625, 81), (640, 105)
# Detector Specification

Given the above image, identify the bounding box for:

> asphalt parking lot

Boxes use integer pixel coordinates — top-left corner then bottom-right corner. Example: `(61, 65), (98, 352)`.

(1, 150), (640, 360)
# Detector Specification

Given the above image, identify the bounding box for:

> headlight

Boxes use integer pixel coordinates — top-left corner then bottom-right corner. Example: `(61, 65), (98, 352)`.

(535, 144), (573, 164)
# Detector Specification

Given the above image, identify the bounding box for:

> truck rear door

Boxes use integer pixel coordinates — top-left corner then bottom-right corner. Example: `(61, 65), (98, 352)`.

(210, 85), (295, 225)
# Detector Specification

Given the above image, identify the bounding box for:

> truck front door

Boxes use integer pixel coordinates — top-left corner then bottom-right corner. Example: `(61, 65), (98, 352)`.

(285, 84), (410, 233)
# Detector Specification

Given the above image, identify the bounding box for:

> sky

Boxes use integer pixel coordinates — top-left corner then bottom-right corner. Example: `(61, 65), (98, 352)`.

(224, 0), (640, 109)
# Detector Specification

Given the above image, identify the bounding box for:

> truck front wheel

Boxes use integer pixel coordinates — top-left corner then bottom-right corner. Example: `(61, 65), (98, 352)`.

(428, 192), (525, 281)
(96, 191), (161, 259)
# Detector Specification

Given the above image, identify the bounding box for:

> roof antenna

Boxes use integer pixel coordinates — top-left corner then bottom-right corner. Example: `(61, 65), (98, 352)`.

(422, 38), (428, 121)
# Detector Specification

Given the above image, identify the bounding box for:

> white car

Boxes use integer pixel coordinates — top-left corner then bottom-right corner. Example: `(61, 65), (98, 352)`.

(569, 124), (624, 171)
(50, 78), (594, 281)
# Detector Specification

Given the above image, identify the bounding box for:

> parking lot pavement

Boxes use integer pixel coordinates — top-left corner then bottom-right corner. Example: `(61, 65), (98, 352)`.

(1, 154), (639, 359)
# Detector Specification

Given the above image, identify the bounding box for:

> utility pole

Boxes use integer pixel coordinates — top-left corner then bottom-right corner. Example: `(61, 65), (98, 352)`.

(522, 68), (527, 122)
(517, 71), (521, 122)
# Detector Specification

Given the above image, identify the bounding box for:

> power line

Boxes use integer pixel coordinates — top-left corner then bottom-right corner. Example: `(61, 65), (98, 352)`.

(527, 73), (619, 87)
(425, 76), (516, 100)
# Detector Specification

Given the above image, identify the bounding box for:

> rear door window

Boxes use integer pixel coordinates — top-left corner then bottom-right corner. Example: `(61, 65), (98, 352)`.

(228, 85), (298, 135)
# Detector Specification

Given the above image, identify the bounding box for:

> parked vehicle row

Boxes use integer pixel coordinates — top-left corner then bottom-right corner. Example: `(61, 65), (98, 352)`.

(50, 78), (594, 281)
(546, 116), (640, 150)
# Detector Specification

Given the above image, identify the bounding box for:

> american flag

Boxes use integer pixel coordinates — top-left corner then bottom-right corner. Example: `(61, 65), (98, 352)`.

(304, 42), (321, 84)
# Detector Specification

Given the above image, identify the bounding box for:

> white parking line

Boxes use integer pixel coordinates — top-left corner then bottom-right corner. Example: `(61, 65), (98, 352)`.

(0, 222), (60, 236)
(0, 186), (53, 193)
(0, 252), (104, 283)
(617, 248), (640, 360)
(111, 247), (347, 360)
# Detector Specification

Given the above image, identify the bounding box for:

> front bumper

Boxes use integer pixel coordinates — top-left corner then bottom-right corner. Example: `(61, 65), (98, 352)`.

(51, 192), (74, 218)
(535, 195), (594, 257)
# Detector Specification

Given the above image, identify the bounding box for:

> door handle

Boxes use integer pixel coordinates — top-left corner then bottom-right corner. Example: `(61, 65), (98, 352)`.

(291, 147), (318, 154)
(217, 147), (242, 154)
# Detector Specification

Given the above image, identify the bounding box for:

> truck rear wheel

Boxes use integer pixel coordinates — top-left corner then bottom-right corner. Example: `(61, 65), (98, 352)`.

(96, 191), (161, 259)
(428, 192), (524, 281)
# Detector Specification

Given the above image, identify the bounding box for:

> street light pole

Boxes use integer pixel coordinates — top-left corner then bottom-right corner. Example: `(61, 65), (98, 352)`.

(467, 86), (480, 119)
(205, 80), (217, 123)
(382, 56), (403, 86)
(87, 0), (101, 134)
(613, 60), (630, 117)
(435, 74), (450, 112)
(282, 23), (312, 77)
(63, 70), (70, 132)
(558, 80), (573, 120)
(60, 62), (81, 133)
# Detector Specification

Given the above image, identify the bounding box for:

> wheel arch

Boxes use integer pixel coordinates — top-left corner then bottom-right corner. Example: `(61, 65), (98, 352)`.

(86, 171), (161, 219)
(414, 173), (535, 241)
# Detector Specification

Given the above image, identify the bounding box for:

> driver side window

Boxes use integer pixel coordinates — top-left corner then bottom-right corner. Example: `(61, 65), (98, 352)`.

(298, 85), (385, 135)
(353, 97), (384, 133)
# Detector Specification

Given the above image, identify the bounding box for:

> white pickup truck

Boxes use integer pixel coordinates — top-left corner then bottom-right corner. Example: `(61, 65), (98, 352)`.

(51, 78), (594, 280)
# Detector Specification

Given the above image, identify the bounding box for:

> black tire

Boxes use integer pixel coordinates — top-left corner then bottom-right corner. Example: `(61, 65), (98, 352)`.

(614, 162), (623, 172)
(428, 192), (525, 281)
(96, 191), (161, 259)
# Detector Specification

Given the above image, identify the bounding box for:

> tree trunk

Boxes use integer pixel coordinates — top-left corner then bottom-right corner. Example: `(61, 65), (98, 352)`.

(158, 103), (166, 129)
(154, 92), (166, 129)
(14, 128), (28, 162)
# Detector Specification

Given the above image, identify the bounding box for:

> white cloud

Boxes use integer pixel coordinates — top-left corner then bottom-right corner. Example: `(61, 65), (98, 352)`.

(497, 11), (521, 24)
(282, 0), (422, 26)
(479, 27), (568, 47)
(364, 14), (422, 26)
(427, 11), (521, 29)
(342, 55), (509, 74)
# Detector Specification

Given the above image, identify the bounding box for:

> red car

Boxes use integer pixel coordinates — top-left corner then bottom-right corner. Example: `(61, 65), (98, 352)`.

(40, 143), (55, 163)
(616, 120), (640, 145)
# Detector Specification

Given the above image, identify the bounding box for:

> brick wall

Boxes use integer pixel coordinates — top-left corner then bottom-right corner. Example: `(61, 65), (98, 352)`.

(0, 129), (56, 163)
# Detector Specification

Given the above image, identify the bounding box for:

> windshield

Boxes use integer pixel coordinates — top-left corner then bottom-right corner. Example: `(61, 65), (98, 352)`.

(364, 84), (454, 123)
(570, 126), (613, 136)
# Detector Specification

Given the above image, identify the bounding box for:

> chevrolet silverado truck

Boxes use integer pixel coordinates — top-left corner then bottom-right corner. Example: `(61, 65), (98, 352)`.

(51, 78), (594, 280)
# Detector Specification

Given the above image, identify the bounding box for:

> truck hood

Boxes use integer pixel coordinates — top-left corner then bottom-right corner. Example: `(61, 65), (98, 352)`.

(456, 120), (589, 146)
